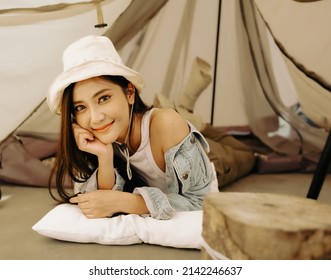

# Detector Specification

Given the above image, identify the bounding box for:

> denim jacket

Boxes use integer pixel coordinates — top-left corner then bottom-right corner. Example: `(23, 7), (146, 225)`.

(74, 122), (215, 220)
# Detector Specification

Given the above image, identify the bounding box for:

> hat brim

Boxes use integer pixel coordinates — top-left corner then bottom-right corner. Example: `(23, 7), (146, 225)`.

(47, 60), (144, 114)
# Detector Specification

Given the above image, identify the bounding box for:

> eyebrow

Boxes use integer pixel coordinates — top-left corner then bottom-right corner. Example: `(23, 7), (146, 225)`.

(73, 88), (110, 105)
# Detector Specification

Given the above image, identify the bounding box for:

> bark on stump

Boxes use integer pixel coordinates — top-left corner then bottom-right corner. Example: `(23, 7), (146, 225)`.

(202, 192), (331, 259)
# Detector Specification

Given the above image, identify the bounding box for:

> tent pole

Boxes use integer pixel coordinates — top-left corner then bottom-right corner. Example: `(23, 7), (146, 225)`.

(211, 0), (222, 125)
(306, 130), (331, 199)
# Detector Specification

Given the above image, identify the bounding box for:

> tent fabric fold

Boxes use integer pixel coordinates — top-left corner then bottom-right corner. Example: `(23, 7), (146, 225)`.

(105, 0), (168, 50)
(0, 0), (105, 13)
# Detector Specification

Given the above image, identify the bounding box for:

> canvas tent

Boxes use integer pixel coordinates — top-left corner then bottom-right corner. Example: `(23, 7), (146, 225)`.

(0, 0), (218, 143)
(1, 0), (331, 187)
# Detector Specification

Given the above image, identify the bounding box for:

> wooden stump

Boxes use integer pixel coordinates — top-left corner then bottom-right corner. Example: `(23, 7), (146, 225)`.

(202, 192), (331, 259)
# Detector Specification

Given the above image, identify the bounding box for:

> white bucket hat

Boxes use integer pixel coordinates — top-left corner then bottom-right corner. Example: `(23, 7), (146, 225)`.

(47, 35), (144, 114)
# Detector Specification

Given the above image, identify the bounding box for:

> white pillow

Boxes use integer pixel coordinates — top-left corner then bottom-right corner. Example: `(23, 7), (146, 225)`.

(128, 211), (203, 248)
(32, 204), (141, 245)
(32, 204), (203, 249)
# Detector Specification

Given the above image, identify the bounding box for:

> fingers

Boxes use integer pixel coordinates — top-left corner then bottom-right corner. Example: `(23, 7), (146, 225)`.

(72, 123), (95, 152)
(69, 196), (78, 204)
(69, 191), (116, 218)
(72, 123), (94, 142)
(69, 193), (87, 204)
(69, 193), (95, 217)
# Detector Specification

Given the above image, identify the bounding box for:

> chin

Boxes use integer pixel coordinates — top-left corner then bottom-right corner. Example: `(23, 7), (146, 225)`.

(96, 134), (118, 145)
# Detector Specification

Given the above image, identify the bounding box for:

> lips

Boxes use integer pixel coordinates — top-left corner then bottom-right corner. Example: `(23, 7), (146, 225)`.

(93, 121), (114, 132)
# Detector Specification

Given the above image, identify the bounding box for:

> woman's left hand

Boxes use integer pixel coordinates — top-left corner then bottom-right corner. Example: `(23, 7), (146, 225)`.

(69, 190), (149, 218)
(69, 190), (121, 218)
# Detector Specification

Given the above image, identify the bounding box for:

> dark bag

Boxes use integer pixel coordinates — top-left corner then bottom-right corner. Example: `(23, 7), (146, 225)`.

(255, 153), (303, 173)
(0, 135), (57, 187)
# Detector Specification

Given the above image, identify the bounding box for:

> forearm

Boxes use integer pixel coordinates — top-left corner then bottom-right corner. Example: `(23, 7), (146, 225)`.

(97, 154), (115, 190)
(117, 191), (149, 215)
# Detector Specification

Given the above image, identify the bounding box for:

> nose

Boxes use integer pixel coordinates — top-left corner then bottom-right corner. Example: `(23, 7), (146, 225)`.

(90, 106), (106, 124)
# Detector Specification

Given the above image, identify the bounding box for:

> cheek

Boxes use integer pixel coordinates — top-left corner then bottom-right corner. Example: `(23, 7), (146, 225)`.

(75, 114), (90, 129)
(108, 102), (130, 121)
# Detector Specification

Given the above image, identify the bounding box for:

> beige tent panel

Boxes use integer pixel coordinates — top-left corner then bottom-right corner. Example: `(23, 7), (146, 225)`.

(285, 57), (331, 130)
(255, 0), (331, 90)
(216, 0), (330, 154)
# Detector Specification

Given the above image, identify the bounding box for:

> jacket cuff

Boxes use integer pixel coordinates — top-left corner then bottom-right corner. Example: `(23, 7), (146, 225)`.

(133, 187), (175, 220)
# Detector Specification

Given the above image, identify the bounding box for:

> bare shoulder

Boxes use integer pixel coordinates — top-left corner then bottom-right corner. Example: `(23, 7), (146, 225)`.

(150, 108), (189, 152)
(151, 108), (187, 128)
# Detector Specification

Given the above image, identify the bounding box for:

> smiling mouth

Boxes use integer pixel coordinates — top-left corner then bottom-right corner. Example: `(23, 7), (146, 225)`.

(93, 122), (114, 132)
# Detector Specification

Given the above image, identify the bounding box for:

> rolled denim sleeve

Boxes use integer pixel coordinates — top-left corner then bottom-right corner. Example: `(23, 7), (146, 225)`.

(133, 183), (211, 220)
(133, 187), (175, 219)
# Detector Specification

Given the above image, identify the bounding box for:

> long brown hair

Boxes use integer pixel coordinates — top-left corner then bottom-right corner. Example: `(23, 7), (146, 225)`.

(49, 76), (152, 203)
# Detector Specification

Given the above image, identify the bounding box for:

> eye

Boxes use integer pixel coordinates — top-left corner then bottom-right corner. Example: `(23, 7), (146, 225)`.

(74, 104), (86, 113)
(99, 95), (110, 103)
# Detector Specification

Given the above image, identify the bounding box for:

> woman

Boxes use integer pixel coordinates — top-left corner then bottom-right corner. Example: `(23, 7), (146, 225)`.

(47, 35), (214, 220)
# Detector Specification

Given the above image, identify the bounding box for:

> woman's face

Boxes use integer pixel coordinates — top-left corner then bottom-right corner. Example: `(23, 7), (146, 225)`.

(72, 77), (134, 144)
